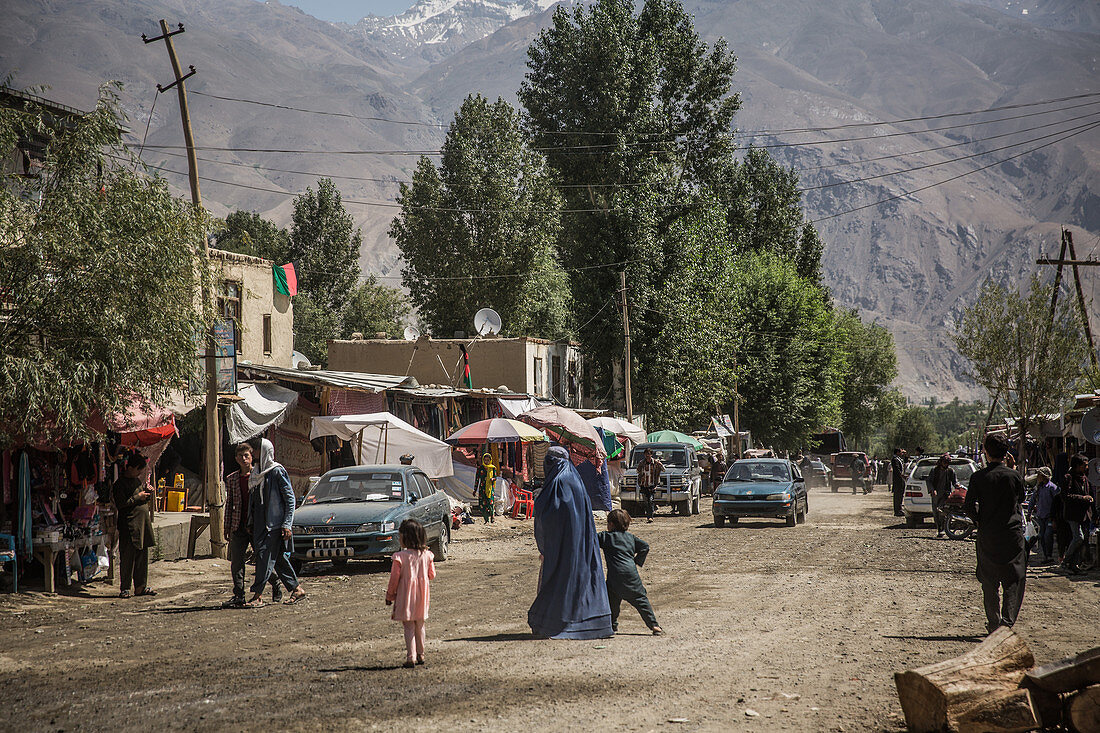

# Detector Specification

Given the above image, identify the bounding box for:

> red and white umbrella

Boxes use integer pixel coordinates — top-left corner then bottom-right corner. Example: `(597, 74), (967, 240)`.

(444, 418), (548, 445)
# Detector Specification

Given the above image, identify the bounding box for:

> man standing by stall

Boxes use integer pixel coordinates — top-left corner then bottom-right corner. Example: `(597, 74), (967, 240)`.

(113, 453), (156, 598)
(891, 448), (906, 517)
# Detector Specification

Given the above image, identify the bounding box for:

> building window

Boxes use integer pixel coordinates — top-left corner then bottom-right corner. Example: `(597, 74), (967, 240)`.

(262, 314), (272, 355)
(569, 359), (579, 404)
(533, 357), (544, 396)
(552, 355), (563, 402)
(217, 280), (242, 353)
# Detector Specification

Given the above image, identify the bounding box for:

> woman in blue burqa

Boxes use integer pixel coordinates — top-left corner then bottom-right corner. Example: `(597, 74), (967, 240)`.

(528, 446), (613, 639)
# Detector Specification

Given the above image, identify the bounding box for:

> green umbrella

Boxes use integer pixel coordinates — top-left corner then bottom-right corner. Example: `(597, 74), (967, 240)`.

(646, 430), (705, 450)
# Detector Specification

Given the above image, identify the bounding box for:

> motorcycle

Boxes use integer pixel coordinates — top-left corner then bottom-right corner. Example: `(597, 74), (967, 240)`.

(942, 485), (974, 540)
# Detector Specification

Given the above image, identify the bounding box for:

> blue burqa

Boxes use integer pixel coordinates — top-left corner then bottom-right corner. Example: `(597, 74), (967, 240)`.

(528, 447), (613, 639)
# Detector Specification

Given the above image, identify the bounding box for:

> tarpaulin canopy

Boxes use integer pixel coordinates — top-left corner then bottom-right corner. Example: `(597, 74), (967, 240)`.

(309, 412), (454, 478)
(445, 418), (548, 445)
(226, 382), (300, 444)
(497, 396), (546, 419)
(87, 398), (177, 447)
(519, 405), (610, 511)
(588, 416), (646, 445)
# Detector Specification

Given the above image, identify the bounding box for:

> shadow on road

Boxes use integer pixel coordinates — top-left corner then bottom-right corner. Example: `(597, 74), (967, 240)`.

(145, 603), (228, 614)
(883, 634), (985, 643)
(445, 632), (538, 642)
(318, 664), (407, 673)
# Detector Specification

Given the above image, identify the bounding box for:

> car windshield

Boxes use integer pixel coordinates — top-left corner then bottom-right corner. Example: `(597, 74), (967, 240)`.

(724, 461), (790, 482)
(303, 472), (405, 504)
(631, 448), (689, 468)
(911, 461), (975, 482)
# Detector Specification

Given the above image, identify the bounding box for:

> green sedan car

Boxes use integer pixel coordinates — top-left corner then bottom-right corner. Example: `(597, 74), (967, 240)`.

(712, 458), (809, 527)
(291, 465), (451, 572)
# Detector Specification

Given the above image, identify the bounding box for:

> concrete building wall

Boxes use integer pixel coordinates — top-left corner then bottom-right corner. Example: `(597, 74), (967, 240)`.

(328, 337), (585, 406)
(210, 249), (293, 368)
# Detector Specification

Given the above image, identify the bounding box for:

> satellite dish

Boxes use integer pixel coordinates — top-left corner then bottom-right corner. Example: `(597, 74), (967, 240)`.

(1090, 458), (1100, 486)
(474, 307), (502, 336)
(403, 326), (421, 342)
(1082, 407), (1100, 444)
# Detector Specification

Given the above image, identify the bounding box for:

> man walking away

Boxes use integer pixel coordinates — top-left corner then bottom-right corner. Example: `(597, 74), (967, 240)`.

(710, 453), (727, 495)
(964, 434), (1027, 633)
(927, 454), (960, 538)
(637, 448), (664, 524)
(1025, 467), (1058, 564)
(891, 448), (906, 517)
(223, 443), (281, 607)
(245, 438), (306, 607)
(1059, 455), (1093, 575)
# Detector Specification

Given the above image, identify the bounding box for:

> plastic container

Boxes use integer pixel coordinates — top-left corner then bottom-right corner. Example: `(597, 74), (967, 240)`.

(166, 490), (186, 512)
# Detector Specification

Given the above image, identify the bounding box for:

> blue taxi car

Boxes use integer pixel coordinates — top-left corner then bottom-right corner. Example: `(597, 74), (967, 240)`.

(290, 465), (451, 572)
(712, 458), (809, 527)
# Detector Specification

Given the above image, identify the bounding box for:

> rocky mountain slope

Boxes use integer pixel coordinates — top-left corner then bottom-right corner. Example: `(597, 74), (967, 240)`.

(2, 0), (1098, 400)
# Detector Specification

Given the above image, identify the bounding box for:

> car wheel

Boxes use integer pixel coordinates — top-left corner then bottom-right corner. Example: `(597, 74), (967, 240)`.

(622, 501), (637, 518)
(830, 482), (838, 493)
(714, 515), (725, 528)
(691, 492), (700, 515)
(796, 500), (806, 524)
(786, 509), (797, 527)
(677, 499), (690, 516)
(729, 516), (738, 525)
(905, 514), (919, 529)
(431, 521), (450, 562)
(290, 557), (304, 575)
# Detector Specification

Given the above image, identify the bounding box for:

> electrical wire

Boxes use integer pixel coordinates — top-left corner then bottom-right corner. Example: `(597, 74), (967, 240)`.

(190, 87), (1100, 138)
(126, 97), (1100, 157)
(138, 107), (1100, 191)
(134, 89), (159, 168)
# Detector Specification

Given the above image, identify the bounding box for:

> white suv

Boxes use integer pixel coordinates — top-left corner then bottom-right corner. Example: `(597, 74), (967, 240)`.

(902, 457), (978, 528)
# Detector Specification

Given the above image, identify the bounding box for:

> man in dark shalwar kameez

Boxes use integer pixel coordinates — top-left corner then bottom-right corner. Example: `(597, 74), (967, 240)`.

(965, 434), (1027, 634)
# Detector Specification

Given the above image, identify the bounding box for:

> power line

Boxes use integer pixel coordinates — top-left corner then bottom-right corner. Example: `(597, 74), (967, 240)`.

(127, 97), (1100, 158)
(139, 107), (1100, 191)
(808, 119), (1100, 224)
(190, 87), (1100, 138)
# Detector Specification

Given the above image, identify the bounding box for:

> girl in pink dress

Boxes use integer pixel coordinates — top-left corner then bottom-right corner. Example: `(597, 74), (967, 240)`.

(386, 519), (436, 668)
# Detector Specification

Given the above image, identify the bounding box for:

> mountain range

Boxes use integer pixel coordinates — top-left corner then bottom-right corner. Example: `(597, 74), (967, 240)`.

(2, 0), (1098, 402)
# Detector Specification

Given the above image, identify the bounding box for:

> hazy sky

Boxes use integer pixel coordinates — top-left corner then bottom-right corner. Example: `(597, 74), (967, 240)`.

(283, 1), (416, 23)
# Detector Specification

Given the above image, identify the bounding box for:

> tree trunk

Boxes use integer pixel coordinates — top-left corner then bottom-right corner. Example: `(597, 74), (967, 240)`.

(1023, 646), (1100, 694)
(954, 688), (1040, 733)
(1068, 685), (1100, 733)
(895, 627), (1036, 733)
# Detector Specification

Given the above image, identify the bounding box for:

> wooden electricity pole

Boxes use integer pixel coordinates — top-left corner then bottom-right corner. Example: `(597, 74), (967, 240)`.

(733, 350), (742, 459)
(619, 271), (634, 423)
(144, 21), (226, 558)
(1036, 228), (1099, 370)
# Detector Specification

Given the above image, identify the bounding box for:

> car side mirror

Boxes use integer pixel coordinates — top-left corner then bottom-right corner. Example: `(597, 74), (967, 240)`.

(408, 495), (418, 504)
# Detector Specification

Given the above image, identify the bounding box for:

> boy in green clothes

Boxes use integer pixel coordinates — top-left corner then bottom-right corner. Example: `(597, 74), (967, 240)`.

(597, 509), (663, 635)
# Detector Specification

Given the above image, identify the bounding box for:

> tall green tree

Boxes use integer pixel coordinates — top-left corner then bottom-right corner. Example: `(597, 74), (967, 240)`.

(392, 95), (570, 339)
(955, 276), (1089, 472)
(723, 148), (824, 281)
(888, 405), (938, 454)
(723, 252), (842, 449)
(0, 84), (210, 445)
(519, 0), (740, 391)
(343, 274), (410, 340)
(835, 309), (898, 450)
(288, 177), (361, 312)
(214, 210), (289, 261)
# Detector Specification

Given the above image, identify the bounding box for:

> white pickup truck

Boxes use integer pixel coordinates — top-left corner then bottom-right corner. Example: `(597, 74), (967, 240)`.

(619, 442), (702, 516)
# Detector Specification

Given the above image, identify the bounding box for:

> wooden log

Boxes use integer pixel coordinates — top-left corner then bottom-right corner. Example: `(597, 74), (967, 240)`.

(895, 627), (1036, 733)
(1023, 646), (1100, 694)
(955, 688), (1040, 733)
(1068, 685), (1100, 733)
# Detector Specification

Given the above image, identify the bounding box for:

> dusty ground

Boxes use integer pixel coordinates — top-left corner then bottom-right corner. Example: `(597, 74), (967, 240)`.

(4, 484), (1100, 732)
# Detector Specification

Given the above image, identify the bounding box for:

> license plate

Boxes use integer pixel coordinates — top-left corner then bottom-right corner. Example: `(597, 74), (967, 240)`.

(313, 538), (346, 549)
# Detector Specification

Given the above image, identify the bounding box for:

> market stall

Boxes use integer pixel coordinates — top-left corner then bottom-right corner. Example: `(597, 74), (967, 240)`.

(309, 412), (454, 479)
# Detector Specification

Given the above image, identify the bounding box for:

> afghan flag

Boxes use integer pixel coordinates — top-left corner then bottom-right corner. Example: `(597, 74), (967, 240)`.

(273, 263), (298, 297)
(460, 343), (472, 388)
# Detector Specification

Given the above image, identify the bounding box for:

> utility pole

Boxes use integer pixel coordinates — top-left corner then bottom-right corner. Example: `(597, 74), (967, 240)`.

(619, 271), (634, 423)
(733, 350), (742, 459)
(1036, 228), (1099, 370)
(144, 21), (226, 558)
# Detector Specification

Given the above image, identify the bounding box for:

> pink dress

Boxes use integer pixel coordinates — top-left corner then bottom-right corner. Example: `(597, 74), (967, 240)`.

(386, 549), (436, 621)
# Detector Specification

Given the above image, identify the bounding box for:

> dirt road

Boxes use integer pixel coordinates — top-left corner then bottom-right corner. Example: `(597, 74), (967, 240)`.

(4, 486), (1099, 732)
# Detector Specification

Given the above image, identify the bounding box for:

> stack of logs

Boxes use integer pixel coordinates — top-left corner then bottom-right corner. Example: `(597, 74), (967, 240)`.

(895, 627), (1100, 732)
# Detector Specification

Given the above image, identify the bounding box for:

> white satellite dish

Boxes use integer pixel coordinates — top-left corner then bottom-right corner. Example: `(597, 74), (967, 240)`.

(1082, 407), (1100, 445)
(474, 307), (502, 336)
(403, 326), (421, 342)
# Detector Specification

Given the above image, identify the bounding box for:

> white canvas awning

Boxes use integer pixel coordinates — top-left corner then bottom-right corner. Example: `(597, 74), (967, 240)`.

(309, 412), (454, 478)
(226, 382), (299, 444)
